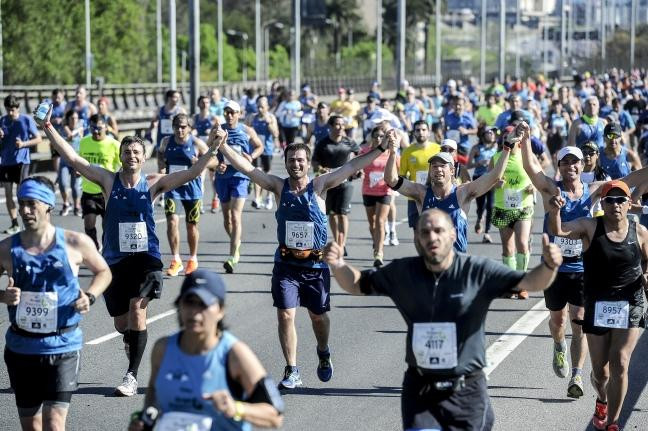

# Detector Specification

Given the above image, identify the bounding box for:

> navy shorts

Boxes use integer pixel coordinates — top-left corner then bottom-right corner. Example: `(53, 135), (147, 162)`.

(215, 176), (249, 203)
(407, 200), (419, 228)
(271, 261), (330, 314)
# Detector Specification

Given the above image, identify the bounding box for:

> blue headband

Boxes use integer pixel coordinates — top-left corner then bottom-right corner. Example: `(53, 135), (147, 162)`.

(17, 179), (56, 208)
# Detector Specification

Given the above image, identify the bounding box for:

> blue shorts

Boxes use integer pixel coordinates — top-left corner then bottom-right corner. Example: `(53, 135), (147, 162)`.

(215, 176), (249, 203)
(271, 261), (330, 314)
(407, 200), (419, 228)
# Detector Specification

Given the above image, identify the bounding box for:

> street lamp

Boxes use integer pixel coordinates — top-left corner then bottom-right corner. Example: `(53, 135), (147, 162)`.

(226, 29), (249, 82)
(263, 21), (284, 81)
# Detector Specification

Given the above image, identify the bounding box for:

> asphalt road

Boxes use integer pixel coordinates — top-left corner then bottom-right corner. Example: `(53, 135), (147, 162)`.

(0, 157), (646, 431)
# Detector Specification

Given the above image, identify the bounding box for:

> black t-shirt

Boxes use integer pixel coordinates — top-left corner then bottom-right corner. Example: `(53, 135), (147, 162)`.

(312, 136), (360, 169)
(623, 99), (646, 118)
(364, 254), (525, 377)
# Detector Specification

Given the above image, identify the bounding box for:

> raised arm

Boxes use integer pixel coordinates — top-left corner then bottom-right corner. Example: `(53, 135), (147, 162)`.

(566, 119), (579, 148)
(515, 234), (561, 292)
(519, 122), (556, 194)
(219, 141), (283, 195)
(383, 136), (425, 203)
(323, 241), (365, 295)
(459, 146), (510, 202)
(546, 193), (594, 240)
(315, 139), (384, 192)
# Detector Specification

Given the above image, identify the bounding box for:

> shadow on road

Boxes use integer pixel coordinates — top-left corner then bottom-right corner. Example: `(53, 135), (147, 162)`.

(282, 385), (402, 398)
(489, 394), (575, 403)
(335, 305), (396, 309)
(75, 383), (148, 396)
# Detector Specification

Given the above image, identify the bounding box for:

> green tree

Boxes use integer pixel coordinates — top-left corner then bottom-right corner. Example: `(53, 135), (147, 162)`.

(269, 44), (290, 79)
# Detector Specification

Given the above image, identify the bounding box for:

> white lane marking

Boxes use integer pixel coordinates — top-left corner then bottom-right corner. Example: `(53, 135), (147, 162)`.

(484, 298), (549, 377)
(85, 309), (177, 345)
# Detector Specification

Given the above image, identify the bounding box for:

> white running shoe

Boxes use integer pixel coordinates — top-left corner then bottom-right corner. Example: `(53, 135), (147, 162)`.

(389, 231), (400, 246)
(264, 196), (273, 210)
(115, 372), (138, 397)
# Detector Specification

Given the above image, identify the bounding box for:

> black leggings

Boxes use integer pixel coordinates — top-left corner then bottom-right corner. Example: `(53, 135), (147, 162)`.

(474, 175), (494, 233)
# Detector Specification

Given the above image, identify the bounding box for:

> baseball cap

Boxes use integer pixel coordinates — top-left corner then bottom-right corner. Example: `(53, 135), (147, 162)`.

(557, 146), (583, 161)
(428, 152), (454, 165)
(369, 108), (401, 129)
(176, 269), (226, 306)
(509, 110), (527, 124)
(447, 79), (457, 88)
(604, 122), (622, 138)
(580, 141), (599, 153)
(601, 180), (631, 197)
(224, 100), (241, 112)
(440, 139), (457, 150)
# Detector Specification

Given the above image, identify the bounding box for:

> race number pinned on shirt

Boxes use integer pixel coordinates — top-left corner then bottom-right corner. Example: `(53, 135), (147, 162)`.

(302, 113), (315, 124)
(168, 165), (188, 174)
(160, 119), (173, 135)
(503, 189), (523, 209)
(412, 322), (458, 369)
(224, 145), (243, 165)
(16, 291), (58, 334)
(285, 221), (314, 250)
(119, 222), (149, 253)
(553, 237), (582, 258)
(369, 171), (384, 188)
(154, 412), (213, 431)
(415, 170), (428, 185)
(594, 301), (629, 329)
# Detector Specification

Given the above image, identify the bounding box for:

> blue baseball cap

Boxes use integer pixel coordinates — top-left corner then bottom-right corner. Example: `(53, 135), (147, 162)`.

(177, 269), (226, 306)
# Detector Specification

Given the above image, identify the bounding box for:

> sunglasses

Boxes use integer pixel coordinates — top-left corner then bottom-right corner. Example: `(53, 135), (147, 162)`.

(582, 150), (598, 157)
(606, 133), (620, 140)
(175, 124), (189, 130)
(602, 196), (629, 205)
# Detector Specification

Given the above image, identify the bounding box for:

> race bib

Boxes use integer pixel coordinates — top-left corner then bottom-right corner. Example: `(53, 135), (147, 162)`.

(446, 129), (461, 142)
(369, 171), (384, 188)
(412, 322), (458, 370)
(415, 170), (428, 185)
(154, 412), (213, 431)
(553, 236), (582, 258)
(594, 301), (629, 329)
(119, 222), (149, 253)
(503, 189), (523, 209)
(224, 145), (243, 165)
(168, 165), (188, 174)
(160, 119), (173, 135)
(16, 291), (58, 334)
(285, 221), (314, 250)
(302, 113), (315, 124)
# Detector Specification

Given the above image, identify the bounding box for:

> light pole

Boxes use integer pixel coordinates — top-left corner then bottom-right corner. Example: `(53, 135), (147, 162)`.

(376, 0), (382, 85)
(156, 0), (162, 83)
(263, 21), (284, 80)
(169, 0), (177, 89)
(227, 30), (249, 82)
(255, 0), (262, 82)
(85, 0), (92, 88)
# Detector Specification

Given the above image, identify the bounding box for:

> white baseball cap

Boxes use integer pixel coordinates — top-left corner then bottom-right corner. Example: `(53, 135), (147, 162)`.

(428, 152), (454, 165)
(557, 146), (583, 161)
(224, 100), (241, 112)
(370, 108), (401, 129)
(440, 139), (458, 150)
(447, 79), (457, 88)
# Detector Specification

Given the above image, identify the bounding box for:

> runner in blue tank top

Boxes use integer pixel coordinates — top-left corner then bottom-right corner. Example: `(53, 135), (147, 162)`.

(0, 176), (110, 431)
(158, 113), (215, 277)
(129, 270), (284, 430)
(248, 96), (279, 209)
(567, 96), (605, 147)
(36, 107), (226, 397)
(598, 122), (641, 179)
(218, 132), (389, 391)
(148, 89), (187, 152)
(307, 102), (330, 147)
(194, 95), (220, 214)
(215, 101), (263, 274)
(65, 85), (97, 135)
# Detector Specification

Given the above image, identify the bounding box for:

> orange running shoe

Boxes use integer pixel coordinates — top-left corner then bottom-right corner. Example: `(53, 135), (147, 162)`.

(211, 198), (219, 213)
(166, 260), (184, 277)
(185, 259), (198, 275)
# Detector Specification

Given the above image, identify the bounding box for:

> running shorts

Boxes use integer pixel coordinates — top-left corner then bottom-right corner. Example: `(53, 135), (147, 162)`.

(491, 206), (534, 229)
(164, 198), (201, 224)
(271, 261), (330, 315)
(103, 254), (164, 317)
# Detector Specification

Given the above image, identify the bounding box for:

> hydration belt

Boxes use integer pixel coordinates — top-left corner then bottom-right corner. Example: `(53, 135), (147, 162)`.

(10, 324), (78, 338)
(279, 246), (323, 262)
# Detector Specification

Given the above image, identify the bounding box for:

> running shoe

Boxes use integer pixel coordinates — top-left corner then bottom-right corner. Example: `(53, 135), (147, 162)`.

(278, 366), (302, 390)
(373, 251), (384, 268)
(552, 344), (569, 378)
(605, 424), (619, 431)
(251, 200), (261, 209)
(316, 348), (333, 382)
(389, 231), (400, 246)
(166, 260), (184, 277)
(264, 196), (273, 210)
(185, 259), (198, 275)
(567, 374), (584, 398)
(592, 398), (608, 430)
(223, 257), (238, 274)
(74, 207), (82, 217)
(115, 372), (138, 397)
(211, 198), (219, 213)
(60, 203), (70, 216)
(482, 234), (493, 244)
(3, 225), (20, 235)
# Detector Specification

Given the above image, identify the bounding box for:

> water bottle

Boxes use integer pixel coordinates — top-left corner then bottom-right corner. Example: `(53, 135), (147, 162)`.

(35, 102), (51, 121)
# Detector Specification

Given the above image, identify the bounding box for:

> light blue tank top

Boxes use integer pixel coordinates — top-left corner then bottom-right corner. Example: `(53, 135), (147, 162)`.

(422, 185), (468, 252)
(103, 173), (161, 265)
(575, 119), (604, 147)
(218, 123), (251, 180)
(599, 146), (631, 180)
(275, 179), (328, 268)
(156, 331), (250, 431)
(473, 144), (498, 177)
(6, 227), (82, 354)
(251, 115), (274, 156)
(164, 135), (203, 200)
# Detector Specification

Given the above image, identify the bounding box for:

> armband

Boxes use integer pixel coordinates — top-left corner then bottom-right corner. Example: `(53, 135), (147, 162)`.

(85, 291), (96, 306)
(642, 205), (648, 215)
(390, 176), (405, 191)
(246, 376), (285, 414)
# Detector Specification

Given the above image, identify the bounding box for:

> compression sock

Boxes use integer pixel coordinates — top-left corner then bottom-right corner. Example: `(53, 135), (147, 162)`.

(516, 252), (530, 271)
(85, 227), (99, 249)
(10, 218), (18, 227)
(502, 255), (516, 270)
(572, 367), (582, 377)
(127, 329), (148, 378)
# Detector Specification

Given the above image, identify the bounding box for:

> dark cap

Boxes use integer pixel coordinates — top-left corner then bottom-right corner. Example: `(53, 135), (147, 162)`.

(604, 122), (622, 138)
(508, 110), (526, 125)
(177, 269), (226, 306)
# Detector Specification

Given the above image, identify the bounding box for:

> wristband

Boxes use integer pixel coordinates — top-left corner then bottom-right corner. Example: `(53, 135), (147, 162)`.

(542, 260), (556, 271)
(390, 176), (405, 191)
(502, 145), (511, 152)
(375, 145), (386, 153)
(85, 291), (96, 306)
(233, 401), (245, 421)
(642, 205), (648, 215)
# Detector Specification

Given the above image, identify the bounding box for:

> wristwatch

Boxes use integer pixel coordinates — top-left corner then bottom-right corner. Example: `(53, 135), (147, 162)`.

(85, 291), (96, 306)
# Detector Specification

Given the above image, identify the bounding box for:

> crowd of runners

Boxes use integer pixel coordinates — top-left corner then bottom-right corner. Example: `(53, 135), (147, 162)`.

(0, 67), (647, 430)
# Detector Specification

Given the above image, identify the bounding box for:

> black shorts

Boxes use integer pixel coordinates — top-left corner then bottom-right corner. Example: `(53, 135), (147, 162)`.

(583, 295), (645, 336)
(81, 192), (106, 217)
(544, 271), (585, 311)
(0, 163), (29, 184)
(407, 200), (419, 229)
(282, 126), (299, 145)
(325, 182), (353, 215)
(252, 154), (273, 172)
(401, 368), (494, 431)
(164, 198), (201, 224)
(103, 254), (164, 317)
(4, 348), (79, 410)
(362, 194), (391, 207)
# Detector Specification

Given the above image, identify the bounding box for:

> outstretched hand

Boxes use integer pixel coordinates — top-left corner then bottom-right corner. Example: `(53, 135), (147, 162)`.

(207, 125), (228, 153)
(549, 186), (565, 209)
(3, 277), (20, 306)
